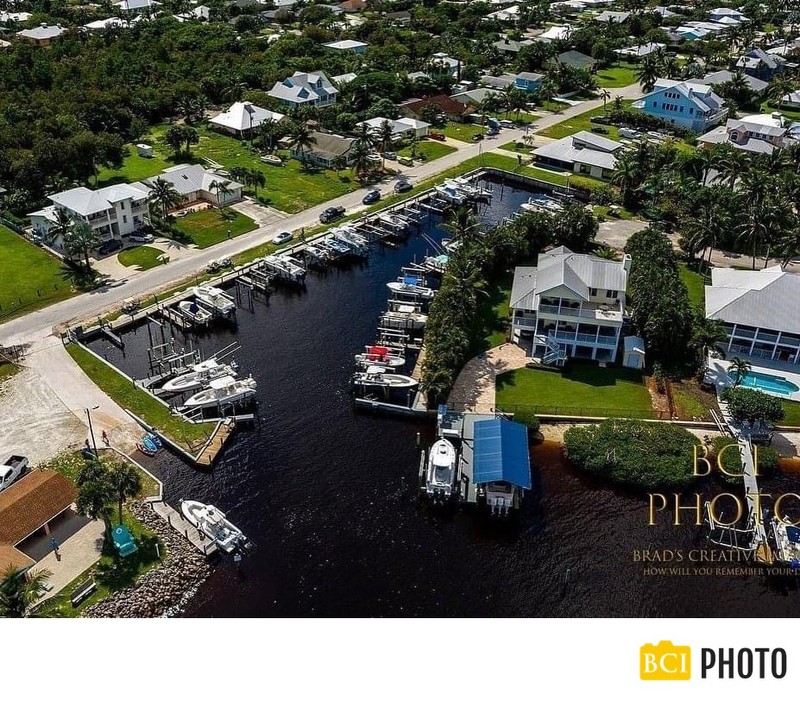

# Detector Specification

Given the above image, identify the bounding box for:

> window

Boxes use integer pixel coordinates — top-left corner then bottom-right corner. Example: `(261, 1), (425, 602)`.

(122, 215), (127, 224)
(590, 288), (598, 296)
(689, 108), (694, 115)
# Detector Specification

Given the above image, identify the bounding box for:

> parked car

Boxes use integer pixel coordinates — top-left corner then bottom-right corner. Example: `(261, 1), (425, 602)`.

(472, 133), (485, 141)
(429, 132), (446, 141)
(397, 156), (414, 167)
(362, 189), (381, 205)
(394, 179), (413, 193)
(619, 128), (640, 139)
(499, 119), (515, 129)
(272, 231), (293, 245)
(591, 126), (609, 134)
(98, 238), (123, 255)
(589, 115), (611, 125)
(383, 151), (397, 160)
(130, 230), (154, 243)
(0, 455), (28, 492)
(319, 206), (346, 223)
(367, 153), (382, 163)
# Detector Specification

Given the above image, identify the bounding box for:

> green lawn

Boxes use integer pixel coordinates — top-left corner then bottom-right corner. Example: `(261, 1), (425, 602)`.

(500, 140), (534, 154)
(399, 140), (457, 162)
(474, 276), (512, 352)
(66, 342), (212, 450)
(117, 245), (165, 271)
(595, 63), (638, 89)
(670, 379), (718, 420)
(679, 264), (706, 309)
(780, 400), (800, 427)
(760, 100), (800, 122)
(96, 148), (172, 186)
(0, 225), (76, 322)
(539, 107), (622, 140)
(443, 122), (480, 142)
(174, 208), (257, 248)
(496, 363), (655, 418)
(496, 111), (540, 125)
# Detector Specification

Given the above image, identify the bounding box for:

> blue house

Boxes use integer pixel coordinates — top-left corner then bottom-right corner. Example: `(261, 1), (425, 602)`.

(633, 79), (727, 133)
(514, 71), (544, 93)
(734, 48), (785, 82)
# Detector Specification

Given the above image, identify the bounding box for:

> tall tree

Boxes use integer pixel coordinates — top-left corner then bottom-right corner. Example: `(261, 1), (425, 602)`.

(107, 461), (141, 525)
(0, 566), (52, 618)
(63, 221), (101, 270)
(148, 177), (182, 218)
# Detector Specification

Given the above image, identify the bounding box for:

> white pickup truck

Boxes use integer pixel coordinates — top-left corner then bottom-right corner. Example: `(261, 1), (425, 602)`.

(0, 455), (28, 492)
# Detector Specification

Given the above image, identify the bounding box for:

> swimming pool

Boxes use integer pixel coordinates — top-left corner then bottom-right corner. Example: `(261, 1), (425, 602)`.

(730, 369), (800, 397)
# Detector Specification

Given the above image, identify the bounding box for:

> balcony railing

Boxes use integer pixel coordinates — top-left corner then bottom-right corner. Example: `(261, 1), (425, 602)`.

(512, 316), (538, 328)
(538, 303), (622, 320)
(549, 330), (618, 346)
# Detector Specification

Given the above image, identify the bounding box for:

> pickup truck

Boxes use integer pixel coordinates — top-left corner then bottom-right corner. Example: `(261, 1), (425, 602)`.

(319, 206), (346, 224)
(0, 455), (28, 492)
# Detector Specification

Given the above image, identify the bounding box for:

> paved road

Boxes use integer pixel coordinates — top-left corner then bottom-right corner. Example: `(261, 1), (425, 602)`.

(0, 83), (643, 346)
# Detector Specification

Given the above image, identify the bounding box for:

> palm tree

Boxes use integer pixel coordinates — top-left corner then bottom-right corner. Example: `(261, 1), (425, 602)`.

(635, 55), (659, 94)
(289, 123), (317, 165)
(76, 475), (116, 545)
(148, 177), (182, 218)
(256, 118), (282, 151)
(352, 122), (376, 153)
(680, 201), (726, 270)
(107, 461), (141, 525)
(62, 221), (101, 270)
(599, 89), (611, 114)
(248, 168), (266, 200)
(208, 179), (234, 211)
(768, 76), (792, 110)
(442, 206), (481, 250)
(349, 142), (374, 181)
(377, 120), (394, 165)
(714, 146), (749, 189)
(49, 206), (74, 247)
(182, 125), (199, 156)
(729, 357), (751, 386)
(611, 152), (639, 206)
(0, 565), (52, 618)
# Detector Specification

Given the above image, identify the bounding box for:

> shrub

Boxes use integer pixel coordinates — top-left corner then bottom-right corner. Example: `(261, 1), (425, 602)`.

(512, 407), (540, 432)
(721, 387), (785, 426)
(709, 436), (780, 485)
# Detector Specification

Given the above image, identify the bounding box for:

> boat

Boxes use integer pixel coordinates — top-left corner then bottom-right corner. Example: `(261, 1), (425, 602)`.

(260, 154), (283, 166)
(771, 516), (800, 567)
(353, 365), (418, 389)
(193, 285), (236, 317)
(332, 227), (369, 255)
(136, 440), (157, 457)
(263, 255), (306, 282)
(387, 276), (434, 300)
(303, 244), (330, 266)
(319, 236), (351, 257)
(447, 176), (492, 199)
(355, 345), (406, 368)
(183, 375), (257, 409)
(180, 500), (247, 553)
(521, 194), (563, 214)
(423, 254), (449, 273)
(379, 304), (428, 330)
(435, 183), (466, 204)
(425, 438), (458, 499)
(177, 300), (212, 327)
(161, 359), (236, 393)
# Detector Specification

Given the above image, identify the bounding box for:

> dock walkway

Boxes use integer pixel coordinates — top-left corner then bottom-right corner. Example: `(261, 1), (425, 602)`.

(148, 499), (217, 555)
(195, 418), (235, 467)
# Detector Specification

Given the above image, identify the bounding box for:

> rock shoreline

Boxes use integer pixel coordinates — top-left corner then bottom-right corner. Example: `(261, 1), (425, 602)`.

(84, 501), (212, 618)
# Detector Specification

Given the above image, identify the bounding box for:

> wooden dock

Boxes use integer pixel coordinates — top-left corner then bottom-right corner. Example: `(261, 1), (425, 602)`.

(195, 418), (235, 467)
(149, 499), (217, 555)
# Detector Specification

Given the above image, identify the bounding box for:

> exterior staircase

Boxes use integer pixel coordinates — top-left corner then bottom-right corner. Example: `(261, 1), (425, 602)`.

(542, 334), (566, 366)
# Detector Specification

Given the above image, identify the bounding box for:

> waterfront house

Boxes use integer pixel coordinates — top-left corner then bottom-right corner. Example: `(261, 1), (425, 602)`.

(697, 113), (797, 155)
(133, 164), (243, 208)
(267, 71), (339, 109)
(0, 469), (77, 572)
(16, 24), (65, 46)
(615, 42), (666, 60)
(509, 246), (630, 363)
(323, 39), (368, 53)
(531, 131), (622, 179)
(632, 79), (727, 133)
(290, 131), (355, 168)
(706, 266), (800, 365)
(734, 48), (784, 82)
(29, 183), (151, 247)
(209, 101), (286, 138)
(356, 117), (429, 140)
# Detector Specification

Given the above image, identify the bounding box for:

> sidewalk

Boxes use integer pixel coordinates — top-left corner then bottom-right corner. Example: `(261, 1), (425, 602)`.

(36, 520), (105, 603)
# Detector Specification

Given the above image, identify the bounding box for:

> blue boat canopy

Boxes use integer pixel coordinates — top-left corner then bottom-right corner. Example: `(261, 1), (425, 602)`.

(402, 276), (419, 286)
(472, 419), (531, 489)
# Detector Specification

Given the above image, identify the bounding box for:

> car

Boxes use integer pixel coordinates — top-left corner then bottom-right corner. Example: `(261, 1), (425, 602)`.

(618, 128), (640, 139)
(319, 206), (346, 223)
(589, 115), (611, 125)
(362, 189), (381, 205)
(429, 132), (446, 141)
(367, 153), (382, 163)
(130, 231), (154, 243)
(272, 231), (293, 245)
(397, 156), (414, 167)
(394, 179), (413, 193)
(472, 133), (485, 141)
(590, 126), (609, 134)
(486, 127), (499, 136)
(499, 119), (515, 129)
(383, 151), (397, 160)
(98, 238), (123, 256)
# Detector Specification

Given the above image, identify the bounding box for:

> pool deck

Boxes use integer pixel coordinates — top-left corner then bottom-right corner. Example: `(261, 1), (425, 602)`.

(706, 357), (800, 402)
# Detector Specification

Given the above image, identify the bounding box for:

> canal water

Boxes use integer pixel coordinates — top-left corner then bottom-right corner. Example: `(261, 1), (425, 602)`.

(86, 177), (800, 617)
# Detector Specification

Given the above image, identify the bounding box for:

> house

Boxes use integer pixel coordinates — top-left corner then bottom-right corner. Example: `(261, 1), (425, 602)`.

(674, 25), (710, 41)
(450, 87), (503, 109)
(323, 39), (368, 53)
(633, 79), (727, 132)
(510, 247), (630, 363)
(551, 50), (595, 71)
(709, 7), (746, 23)
(734, 48), (784, 82)
(0, 11), (32, 22)
(115, 0), (161, 11)
(398, 95), (467, 122)
(487, 4), (520, 22)
(16, 24), (65, 46)
(332, 72), (357, 87)
(338, 0), (367, 11)
(697, 113), (797, 155)
(479, 73), (518, 91)
(290, 131), (355, 168)
(0, 469), (78, 572)
(356, 117), (429, 139)
(176, 5), (211, 20)
(531, 131), (622, 179)
(615, 42), (666, 60)
(595, 10), (630, 23)
(209, 101), (286, 138)
(705, 266), (800, 365)
(698, 70), (768, 98)
(515, 71), (543, 93)
(385, 10), (411, 26)
(538, 25), (572, 42)
(83, 17), (127, 32)
(267, 70), (339, 109)
(134, 164), (243, 208)
(781, 92), (800, 110)
(428, 52), (461, 79)
(494, 37), (533, 54)
(652, 6), (678, 19)
(28, 183), (151, 246)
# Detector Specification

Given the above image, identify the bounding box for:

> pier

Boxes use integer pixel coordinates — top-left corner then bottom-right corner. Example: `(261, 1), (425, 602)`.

(149, 500), (218, 555)
(195, 418), (236, 467)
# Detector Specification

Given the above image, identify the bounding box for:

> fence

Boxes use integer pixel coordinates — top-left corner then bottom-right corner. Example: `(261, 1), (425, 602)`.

(445, 402), (666, 420)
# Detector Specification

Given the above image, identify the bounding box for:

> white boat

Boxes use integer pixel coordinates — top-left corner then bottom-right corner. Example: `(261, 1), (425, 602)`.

(162, 358), (236, 393)
(521, 194), (563, 214)
(771, 516), (800, 566)
(319, 237), (350, 257)
(180, 500), (246, 553)
(387, 277), (434, 300)
(193, 285), (236, 317)
(353, 365), (418, 389)
(423, 254), (449, 273)
(331, 228), (369, 255)
(183, 375), (257, 409)
(448, 176), (492, 199)
(426, 438), (458, 499)
(379, 304), (427, 330)
(263, 255), (306, 282)
(355, 346), (405, 368)
(435, 183), (466, 204)
(177, 300), (212, 327)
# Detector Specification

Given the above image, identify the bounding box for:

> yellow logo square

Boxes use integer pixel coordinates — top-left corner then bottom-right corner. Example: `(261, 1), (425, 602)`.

(640, 641), (691, 680)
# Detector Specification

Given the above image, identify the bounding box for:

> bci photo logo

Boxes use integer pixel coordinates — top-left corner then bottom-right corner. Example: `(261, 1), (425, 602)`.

(640, 642), (788, 680)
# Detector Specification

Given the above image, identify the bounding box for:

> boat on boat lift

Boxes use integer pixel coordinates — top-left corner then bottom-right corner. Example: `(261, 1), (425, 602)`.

(318, 236), (351, 257)
(447, 176), (492, 199)
(379, 304), (428, 330)
(353, 365), (419, 389)
(435, 183), (467, 204)
(303, 244), (329, 266)
(180, 500), (248, 553)
(192, 285), (236, 317)
(521, 194), (563, 214)
(176, 300), (212, 327)
(331, 228), (369, 255)
(423, 254), (449, 273)
(387, 276), (435, 300)
(161, 358), (237, 393)
(183, 375), (257, 409)
(425, 438), (458, 499)
(262, 254), (306, 282)
(771, 516), (800, 567)
(355, 345), (406, 368)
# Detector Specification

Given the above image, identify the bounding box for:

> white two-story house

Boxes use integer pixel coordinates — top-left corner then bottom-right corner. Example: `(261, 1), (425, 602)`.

(509, 247), (631, 364)
(267, 71), (339, 109)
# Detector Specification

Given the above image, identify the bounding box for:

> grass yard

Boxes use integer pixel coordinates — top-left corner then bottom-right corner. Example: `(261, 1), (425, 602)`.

(399, 140), (457, 162)
(66, 342), (212, 450)
(117, 245), (165, 271)
(0, 225), (76, 322)
(679, 264), (706, 309)
(496, 111), (540, 125)
(96, 147), (172, 186)
(474, 276), (513, 352)
(496, 363), (655, 418)
(174, 208), (257, 248)
(500, 140), (534, 154)
(779, 400), (800, 427)
(0, 362), (20, 383)
(539, 106), (622, 140)
(760, 100), (800, 122)
(595, 62), (638, 88)
(443, 122), (480, 142)
(670, 379), (718, 420)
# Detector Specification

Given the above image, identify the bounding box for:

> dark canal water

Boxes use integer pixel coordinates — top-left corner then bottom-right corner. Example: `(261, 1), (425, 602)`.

(86, 178), (800, 617)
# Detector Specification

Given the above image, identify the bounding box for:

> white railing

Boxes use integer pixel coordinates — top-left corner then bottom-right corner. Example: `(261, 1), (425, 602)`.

(538, 303), (622, 320)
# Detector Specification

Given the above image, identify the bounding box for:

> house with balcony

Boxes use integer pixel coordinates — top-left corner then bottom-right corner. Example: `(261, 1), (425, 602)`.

(267, 70), (339, 109)
(633, 79), (727, 133)
(697, 113), (798, 155)
(706, 266), (800, 365)
(734, 48), (784, 82)
(133, 164), (243, 208)
(28, 183), (151, 248)
(509, 247), (631, 364)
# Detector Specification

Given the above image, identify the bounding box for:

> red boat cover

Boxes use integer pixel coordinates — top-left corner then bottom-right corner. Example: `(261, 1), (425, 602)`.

(367, 346), (389, 359)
